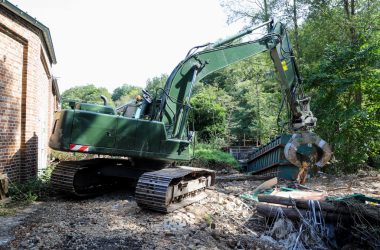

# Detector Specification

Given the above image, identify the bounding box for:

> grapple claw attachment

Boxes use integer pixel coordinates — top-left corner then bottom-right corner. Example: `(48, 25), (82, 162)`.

(284, 132), (332, 168)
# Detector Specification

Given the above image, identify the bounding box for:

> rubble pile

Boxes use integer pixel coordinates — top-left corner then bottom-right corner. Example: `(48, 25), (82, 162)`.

(254, 174), (380, 249)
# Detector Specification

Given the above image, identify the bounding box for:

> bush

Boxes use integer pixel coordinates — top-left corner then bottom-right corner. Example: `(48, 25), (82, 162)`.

(8, 164), (54, 203)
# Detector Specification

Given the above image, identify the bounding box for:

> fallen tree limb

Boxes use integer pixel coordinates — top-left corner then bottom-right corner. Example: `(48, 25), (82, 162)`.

(256, 203), (351, 223)
(257, 194), (380, 222)
(258, 194), (347, 214)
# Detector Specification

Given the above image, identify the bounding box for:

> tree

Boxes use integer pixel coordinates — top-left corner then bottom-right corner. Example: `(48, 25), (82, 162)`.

(189, 85), (230, 141)
(300, 0), (380, 171)
(193, 53), (283, 146)
(61, 84), (114, 109)
(112, 84), (141, 102)
(145, 74), (169, 97)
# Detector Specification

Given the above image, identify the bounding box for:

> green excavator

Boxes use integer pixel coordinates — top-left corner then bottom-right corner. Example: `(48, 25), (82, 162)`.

(49, 19), (332, 212)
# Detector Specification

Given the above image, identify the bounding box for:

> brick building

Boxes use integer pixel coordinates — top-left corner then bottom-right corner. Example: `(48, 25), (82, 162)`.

(0, 0), (60, 182)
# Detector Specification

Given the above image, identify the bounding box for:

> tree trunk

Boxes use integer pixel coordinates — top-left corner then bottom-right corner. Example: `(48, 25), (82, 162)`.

(256, 203), (352, 223)
(293, 0), (302, 59)
(257, 194), (380, 222)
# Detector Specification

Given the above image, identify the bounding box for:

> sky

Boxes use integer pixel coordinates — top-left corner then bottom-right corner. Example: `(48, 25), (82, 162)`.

(10, 0), (245, 93)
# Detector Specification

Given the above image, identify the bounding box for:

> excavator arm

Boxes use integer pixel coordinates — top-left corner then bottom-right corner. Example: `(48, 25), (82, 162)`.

(156, 20), (316, 139)
(155, 19), (331, 169)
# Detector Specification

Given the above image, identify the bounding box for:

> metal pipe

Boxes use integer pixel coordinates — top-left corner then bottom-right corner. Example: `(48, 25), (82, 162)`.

(100, 95), (108, 106)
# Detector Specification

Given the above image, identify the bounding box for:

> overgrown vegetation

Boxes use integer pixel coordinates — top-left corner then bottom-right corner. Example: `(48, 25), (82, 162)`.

(0, 164), (55, 216)
(9, 165), (54, 202)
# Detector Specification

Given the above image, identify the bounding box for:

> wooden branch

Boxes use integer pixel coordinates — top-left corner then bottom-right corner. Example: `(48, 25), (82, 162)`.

(256, 203), (351, 223)
(257, 195), (380, 223)
(258, 194), (348, 214)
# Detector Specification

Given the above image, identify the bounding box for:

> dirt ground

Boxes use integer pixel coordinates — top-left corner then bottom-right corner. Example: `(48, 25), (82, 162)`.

(1, 171), (380, 250)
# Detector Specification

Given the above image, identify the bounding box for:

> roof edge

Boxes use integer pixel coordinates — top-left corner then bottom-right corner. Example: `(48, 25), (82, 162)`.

(0, 0), (57, 64)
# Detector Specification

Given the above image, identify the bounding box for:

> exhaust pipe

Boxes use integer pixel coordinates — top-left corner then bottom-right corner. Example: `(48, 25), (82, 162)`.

(100, 95), (108, 106)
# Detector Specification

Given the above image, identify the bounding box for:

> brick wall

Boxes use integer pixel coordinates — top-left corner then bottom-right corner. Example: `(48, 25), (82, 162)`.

(0, 6), (58, 182)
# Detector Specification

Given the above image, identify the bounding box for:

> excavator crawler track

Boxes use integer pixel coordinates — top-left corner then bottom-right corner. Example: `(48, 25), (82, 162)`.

(51, 159), (123, 197)
(51, 161), (83, 195)
(135, 166), (215, 213)
(51, 160), (215, 212)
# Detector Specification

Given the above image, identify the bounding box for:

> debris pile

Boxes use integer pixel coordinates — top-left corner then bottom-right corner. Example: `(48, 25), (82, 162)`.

(250, 177), (380, 249)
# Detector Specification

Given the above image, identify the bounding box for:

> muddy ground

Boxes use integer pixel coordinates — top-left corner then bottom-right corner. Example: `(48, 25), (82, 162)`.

(1, 171), (379, 250)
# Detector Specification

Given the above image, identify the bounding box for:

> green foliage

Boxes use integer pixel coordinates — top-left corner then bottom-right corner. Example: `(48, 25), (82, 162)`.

(8, 165), (54, 203)
(112, 84), (142, 104)
(204, 213), (214, 226)
(197, 55), (283, 145)
(61, 84), (114, 109)
(193, 143), (240, 169)
(189, 85), (229, 141)
(305, 42), (380, 171)
(300, 0), (380, 172)
(145, 74), (168, 97)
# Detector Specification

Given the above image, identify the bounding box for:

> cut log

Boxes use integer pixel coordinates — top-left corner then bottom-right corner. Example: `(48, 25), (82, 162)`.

(258, 194), (345, 213)
(256, 203), (351, 223)
(270, 189), (326, 200)
(257, 194), (380, 222)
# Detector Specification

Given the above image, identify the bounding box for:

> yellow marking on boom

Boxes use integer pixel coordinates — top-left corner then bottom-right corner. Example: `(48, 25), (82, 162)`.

(281, 60), (288, 71)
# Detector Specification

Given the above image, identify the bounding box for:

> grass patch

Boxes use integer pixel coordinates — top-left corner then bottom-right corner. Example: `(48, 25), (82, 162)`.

(191, 143), (240, 171)
(0, 200), (30, 216)
(204, 213), (214, 226)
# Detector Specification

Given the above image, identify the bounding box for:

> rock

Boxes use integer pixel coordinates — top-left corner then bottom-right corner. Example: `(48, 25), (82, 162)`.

(211, 231), (220, 241)
(227, 239), (236, 248)
(188, 244), (196, 249)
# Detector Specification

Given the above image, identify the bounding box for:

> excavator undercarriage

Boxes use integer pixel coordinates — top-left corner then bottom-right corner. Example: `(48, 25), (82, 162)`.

(51, 158), (215, 212)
